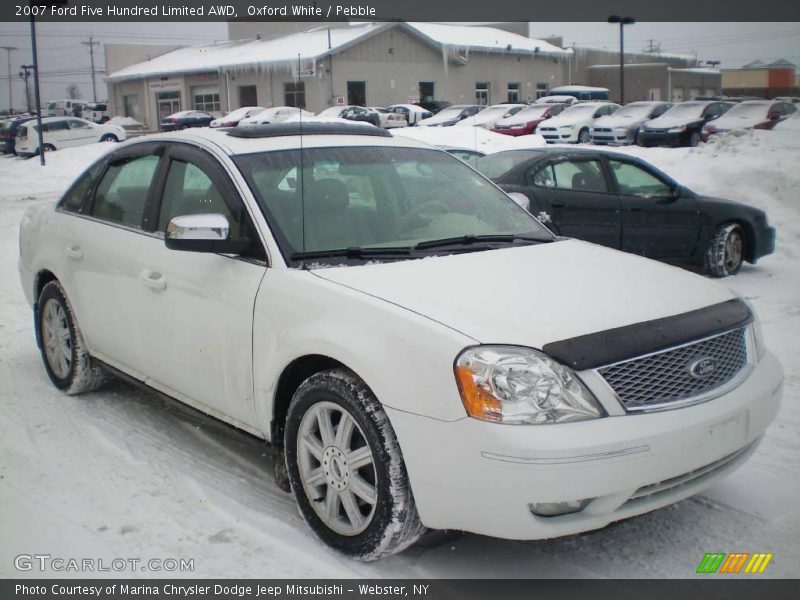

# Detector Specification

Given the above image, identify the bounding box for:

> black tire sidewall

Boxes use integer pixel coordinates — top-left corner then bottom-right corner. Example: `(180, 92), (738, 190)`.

(578, 128), (590, 143)
(285, 374), (397, 558)
(37, 282), (79, 390)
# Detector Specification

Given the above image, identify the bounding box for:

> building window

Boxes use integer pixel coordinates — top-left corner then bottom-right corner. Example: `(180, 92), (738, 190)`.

(535, 83), (549, 99)
(347, 81), (366, 106)
(284, 82), (306, 109)
(193, 89), (220, 113)
(476, 82), (489, 106)
(123, 94), (140, 120)
(239, 85), (257, 107)
(507, 83), (521, 103)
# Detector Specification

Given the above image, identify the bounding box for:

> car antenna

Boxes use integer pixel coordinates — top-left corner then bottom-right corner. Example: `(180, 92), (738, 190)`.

(298, 53), (307, 271)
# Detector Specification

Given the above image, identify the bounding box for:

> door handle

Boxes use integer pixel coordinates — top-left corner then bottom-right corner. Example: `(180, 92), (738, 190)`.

(64, 244), (83, 260)
(139, 269), (167, 291)
(551, 201), (565, 208)
(630, 206), (642, 212)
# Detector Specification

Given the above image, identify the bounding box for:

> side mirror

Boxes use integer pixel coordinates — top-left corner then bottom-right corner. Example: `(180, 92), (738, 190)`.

(507, 192), (530, 211)
(165, 213), (249, 254)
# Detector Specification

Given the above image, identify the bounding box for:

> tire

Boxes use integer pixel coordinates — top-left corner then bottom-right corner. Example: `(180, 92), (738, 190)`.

(285, 368), (425, 560)
(36, 281), (106, 394)
(100, 134), (118, 143)
(41, 143), (56, 153)
(688, 131), (701, 147)
(577, 128), (591, 144)
(706, 223), (745, 277)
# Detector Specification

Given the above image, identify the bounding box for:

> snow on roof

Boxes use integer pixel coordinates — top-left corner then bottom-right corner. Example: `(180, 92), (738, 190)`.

(767, 58), (796, 68)
(106, 22), (568, 82)
(670, 68), (721, 75)
(404, 22), (568, 57)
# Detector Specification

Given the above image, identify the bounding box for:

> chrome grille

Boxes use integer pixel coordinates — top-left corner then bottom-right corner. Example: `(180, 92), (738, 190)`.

(597, 328), (748, 411)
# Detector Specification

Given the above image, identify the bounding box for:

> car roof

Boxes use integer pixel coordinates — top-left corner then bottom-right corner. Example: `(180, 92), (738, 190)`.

(115, 123), (437, 156)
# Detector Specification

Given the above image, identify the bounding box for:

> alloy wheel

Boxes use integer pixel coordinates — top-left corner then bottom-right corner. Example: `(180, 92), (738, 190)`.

(41, 299), (72, 379)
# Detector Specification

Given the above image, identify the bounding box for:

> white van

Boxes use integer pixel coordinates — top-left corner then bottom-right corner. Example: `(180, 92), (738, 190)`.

(53, 99), (85, 117)
(15, 116), (126, 156)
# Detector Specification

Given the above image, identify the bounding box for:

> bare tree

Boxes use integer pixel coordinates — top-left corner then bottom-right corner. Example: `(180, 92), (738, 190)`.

(66, 83), (83, 100)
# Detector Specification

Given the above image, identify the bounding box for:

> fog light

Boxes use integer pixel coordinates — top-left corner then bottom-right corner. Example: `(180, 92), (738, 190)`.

(529, 498), (592, 517)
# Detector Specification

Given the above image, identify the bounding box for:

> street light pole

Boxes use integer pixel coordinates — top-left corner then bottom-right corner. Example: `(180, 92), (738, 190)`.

(608, 15), (635, 104)
(1, 46), (18, 113)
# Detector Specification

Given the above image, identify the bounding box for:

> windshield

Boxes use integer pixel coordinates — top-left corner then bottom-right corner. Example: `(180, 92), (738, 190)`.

(613, 104), (658, 118)
(235, 146), (551, 266)
(660, 103), (706, 119)
(723, 103), (770, 118)
(474, 151), (538, 180)
(426, 107), (467, 121)
(510, 106), (551, 120)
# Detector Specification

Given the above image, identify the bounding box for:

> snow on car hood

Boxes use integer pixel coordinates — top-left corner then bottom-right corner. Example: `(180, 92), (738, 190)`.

(538, 111), (594, 128)
(312, 239), (734, 349)
(592, 115), (645, 129)
(645, 115), (702, 129)
(709, 115), (765, 130)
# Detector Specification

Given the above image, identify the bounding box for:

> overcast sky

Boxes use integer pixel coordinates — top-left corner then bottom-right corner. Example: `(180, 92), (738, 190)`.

(1, 21), (798, 111)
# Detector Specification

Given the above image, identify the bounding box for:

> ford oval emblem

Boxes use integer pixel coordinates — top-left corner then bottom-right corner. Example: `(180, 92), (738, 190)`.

(689, 357), (718, 379)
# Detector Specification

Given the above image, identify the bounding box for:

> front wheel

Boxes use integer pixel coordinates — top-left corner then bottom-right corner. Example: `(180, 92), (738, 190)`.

(36, 281), (106, 394)
(41, 143), (56, 153)
(706, 223), (745, 277)
(577, 128), (591, 144)
(100, 134), (118, 143)
(285, 369), (425, 560)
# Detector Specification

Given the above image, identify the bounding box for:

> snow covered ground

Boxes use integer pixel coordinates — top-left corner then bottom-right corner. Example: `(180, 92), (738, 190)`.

(0, 131), (798, 579)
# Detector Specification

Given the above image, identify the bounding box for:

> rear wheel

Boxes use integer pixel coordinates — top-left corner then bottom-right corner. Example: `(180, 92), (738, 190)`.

(707, 223), (745, 277)
(41, 143), (55, 153)
(100, 134), (118, 142)
(285, 368), (425, 560)
(577, 128), (591, 144)
(36, 281), (106, 394)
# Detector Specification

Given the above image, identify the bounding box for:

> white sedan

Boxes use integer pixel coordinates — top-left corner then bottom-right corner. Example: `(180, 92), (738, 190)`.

(15, 116), (126, 156)
(210, 106), (266, 128)
(536, 101), (620, 143)
(19, 122), (782, 560)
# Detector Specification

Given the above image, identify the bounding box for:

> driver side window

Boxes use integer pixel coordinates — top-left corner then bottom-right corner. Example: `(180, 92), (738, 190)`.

(609, 160), (672, 197)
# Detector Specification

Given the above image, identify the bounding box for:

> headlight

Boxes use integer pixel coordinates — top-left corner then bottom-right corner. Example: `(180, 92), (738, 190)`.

(454, 346), (604, 424)
(668, 125), (686, 133)
(740, 298), (766, 361)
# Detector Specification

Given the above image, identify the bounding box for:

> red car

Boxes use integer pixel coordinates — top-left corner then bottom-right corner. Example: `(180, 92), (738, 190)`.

(702, 100), (796, 141)
(492, 103), (567, 136)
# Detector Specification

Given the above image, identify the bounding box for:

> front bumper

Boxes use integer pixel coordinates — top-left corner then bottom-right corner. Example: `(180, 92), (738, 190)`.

(539, 129), (576, 143)
(591, 129), (635, 145)
(493, 126), (534, 137)
(388, 350), (783, 539)
(638, 130), (685, 147)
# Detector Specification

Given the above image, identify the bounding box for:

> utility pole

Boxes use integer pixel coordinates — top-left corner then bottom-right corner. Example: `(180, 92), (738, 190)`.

(82, 36), (100, 102)
(1, 46), (18, 113)
(20, 65), (34, 112)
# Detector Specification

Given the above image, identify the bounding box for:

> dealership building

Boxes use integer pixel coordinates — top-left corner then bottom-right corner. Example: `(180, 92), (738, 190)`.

(104, 22), (571, 130)
(104, 21), (720, 131)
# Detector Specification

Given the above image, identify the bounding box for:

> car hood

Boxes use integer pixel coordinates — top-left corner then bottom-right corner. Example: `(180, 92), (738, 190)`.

(538, 114), (592, 128)
(593, 115), (645, 129)
(645, 115), (702, 129)
(312, 239), (733, 349)
(708, 115), (765, 129)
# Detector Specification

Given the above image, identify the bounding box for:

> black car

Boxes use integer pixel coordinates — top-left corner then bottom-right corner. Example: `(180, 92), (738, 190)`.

(476, 148), (775, 277)
(1, 116), (35, 155)
(160, 110), (215, 131)
(638, 101), (732, 147)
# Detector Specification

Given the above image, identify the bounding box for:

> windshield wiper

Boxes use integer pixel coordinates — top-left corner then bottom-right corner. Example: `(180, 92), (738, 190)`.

(415, 234), (551, 251)
(291, 246), (414, 261)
